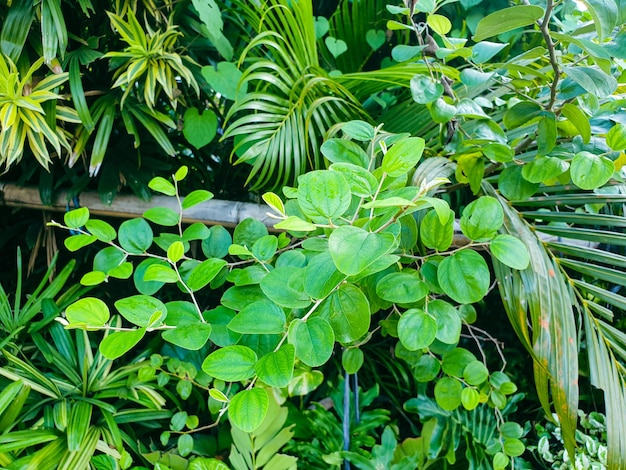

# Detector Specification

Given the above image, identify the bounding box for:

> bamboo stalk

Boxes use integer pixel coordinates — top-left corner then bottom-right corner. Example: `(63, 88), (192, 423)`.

(0, 182), (275, 228)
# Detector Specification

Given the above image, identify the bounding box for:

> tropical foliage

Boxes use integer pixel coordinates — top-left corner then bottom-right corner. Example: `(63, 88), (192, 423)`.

(1, 0), (626, 469)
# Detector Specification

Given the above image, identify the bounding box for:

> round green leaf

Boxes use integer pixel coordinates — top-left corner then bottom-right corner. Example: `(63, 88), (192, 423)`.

(149, 176), (176, 196)
(252, 235), (278, 261)
(304, 252), (346, 299)
(412, 354), (441, 382)
(100, 328), (146, 360)
(503, 438), (525, 457)
(177, 434), (194, 457)
(328, 283), (371, 344)
(108, 262), (133, 279)
(93, 246), (125, 273)
(501, 422), (524, 439)
(202, 345), (257, 382)
(398, 309), (437, 351)
(228, 300), (286, 335)
(420, 208), (455, 251)
(64, 207), (89, 229)
(430, 300), (461, 345)
(329, 225), (395, 276)
(498, 165), (539, 201)
(118, 218), (153, 254)
(134, 259), (167, 295)
(607, 123), (626, 151)
(410, 75), (443, 105)
(427, 14), (451, 35)
(570, 151), (614, 190)
(463, 360), (489, 385)
(254, 344), (295, 387)
(297, 170), (352, 221)
(85, 219), (116, 242)
(330, 163), (378, 197)
(461, 387), (480, 410)
(233, 218), (268, 249)
(490, 234), (530, 270)
(66, 297), (110, 327)
(438, 250), (490, 304)
(288, 317), (334, 367)
(162, 324), (212, 350)
(340, 120), (375, 141)
(202, 225), (232, 259)
(260, 267), (311, 309)
(521, 156), (569, 184)
(115, 295), (167, 328)
(64, 234), (97, 251)
(493, 452), (510, 470)
(442, 348), (477, 377)
(229, 388), (269, 433)
(460, 196), (503, 241)
(434, 377), (463, 411)
(342, 348), (364, 374)
(167, 241), (185, 263)
(376, 272), (429, 304)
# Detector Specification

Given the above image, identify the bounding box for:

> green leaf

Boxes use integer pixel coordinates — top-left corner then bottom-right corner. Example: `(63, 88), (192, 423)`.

(174, 166), (189, 182)
(329, 225), (395, 276)
(67, 401), (92, 452)
(430, 300), (461, 345)
(228, 300), (286, 335)
(254, 344), (295, 388)
(229, 388), (269, 432)
(202, 345), (258, 382)
(607, 123), (626, 151)
(382, 137), (426, 176)
(262, 192), (286, 216)
(65, 297), (110, 327)
(321, 139), (369, 168)
(118, 218), (153, 254)
(472, 41), (508, 64)
(438, 250), (490, 304)
(398, 309), (437, 351)
(340, 121), (375, 141)
(537, 114), (557, 156)
(521, 156), (569, 184)
(297, 170), (352, 221)
(115, 295), (167, 327)
(342, 348), (364, 374)
(202, 225), (232, 258)
(473, 5), (544, 42)
(330, 163), (378, 198)
(427, 14), (451, 36)
(570, 151), (614, 190)
(463, 361), (489, 385)
(183, 190), (214, 210)
(376, 272), (429, 304)
(178, 434), (194, 457)
(162, 324), (212, 350)
(420, 208), (455, 251)
(187, 258), (228, 291)
(561, 103), (591, 144)
(303, 252), (346, 299)
(410, 74), (443, 105)
(85, 219), (116, 242)
(434, 377), (463, 411)
(148, 176), (176, 196)
(327, 283), (370, 343)
(325, 36), (347, 57)
(498, 165), (539, 201)
(64, 234), (97, 252)
(503, 101), (543, 129)
(274, 216), (318, 232)
(183, 223), (211, 242)
(80, 271), (107, 286)
(503, 438), (525, 457)
(183, 107), (217, 149)
(366, 29), (386, 50)
(260, 267), (311, 309)
(233, 218), (268, 249)
(461, 387), (480, 410)
(64, 207), (89, 229)
(412, 354), (441, 382)
(143, 207), (180, 227)
(252, 235), (278, 261)
(460, 196), (503, 241)
(442, 348), (477, 377)
(201, 62), (244, 101)
(167, 241), (185, 263)
(490, 234), (530, 270)
(288, 317), (335, 367)
(100, 328), (146, 360)
(579, 0), (618, 41)
(563, 66), (618, 98)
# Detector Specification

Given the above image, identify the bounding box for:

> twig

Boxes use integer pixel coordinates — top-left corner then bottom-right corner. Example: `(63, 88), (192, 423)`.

(539, 0), (560, 110)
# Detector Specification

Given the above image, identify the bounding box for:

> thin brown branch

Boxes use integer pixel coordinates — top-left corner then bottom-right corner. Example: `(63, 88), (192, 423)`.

(539, 0), (560, 110)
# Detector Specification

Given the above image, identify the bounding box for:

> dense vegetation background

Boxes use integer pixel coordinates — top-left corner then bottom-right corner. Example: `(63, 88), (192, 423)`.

(0, 0), (625, 468)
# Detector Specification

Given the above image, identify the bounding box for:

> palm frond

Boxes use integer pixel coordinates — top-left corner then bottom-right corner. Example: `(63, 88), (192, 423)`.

(488, 181), (626, 468)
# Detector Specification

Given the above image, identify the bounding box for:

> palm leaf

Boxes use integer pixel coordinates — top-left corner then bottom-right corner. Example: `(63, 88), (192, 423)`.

(495, 184), (626, 468)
